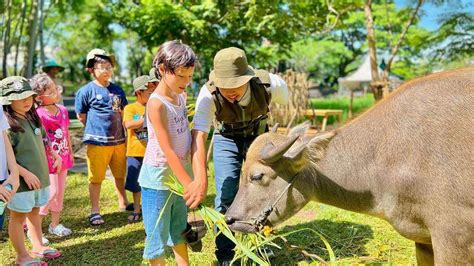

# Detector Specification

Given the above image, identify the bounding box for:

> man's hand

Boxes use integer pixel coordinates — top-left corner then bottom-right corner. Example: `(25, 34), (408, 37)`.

(0, 185), (13, 202)
(183, 180), (207, 209)
(23, 172), (41, 190)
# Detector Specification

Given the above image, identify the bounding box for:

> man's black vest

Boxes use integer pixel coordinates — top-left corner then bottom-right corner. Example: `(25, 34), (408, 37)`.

(206, 69), (271, 137)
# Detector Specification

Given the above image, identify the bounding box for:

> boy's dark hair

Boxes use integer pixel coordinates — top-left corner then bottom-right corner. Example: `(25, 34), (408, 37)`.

(3, 103), (42, 133)
(152, 40), (197, 79)
(87, 56), (114, 73)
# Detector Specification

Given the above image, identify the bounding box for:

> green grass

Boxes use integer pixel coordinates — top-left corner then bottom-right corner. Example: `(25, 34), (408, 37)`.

(309, 94), (375, 124)
(0, 164), (415, 265)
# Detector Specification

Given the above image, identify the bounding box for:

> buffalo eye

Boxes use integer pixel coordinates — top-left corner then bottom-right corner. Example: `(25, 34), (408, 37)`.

(250, 173), (264, 182)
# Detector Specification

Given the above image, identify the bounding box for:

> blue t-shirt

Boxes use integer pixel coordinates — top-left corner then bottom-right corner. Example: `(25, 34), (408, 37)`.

(75, 81), (128, 146)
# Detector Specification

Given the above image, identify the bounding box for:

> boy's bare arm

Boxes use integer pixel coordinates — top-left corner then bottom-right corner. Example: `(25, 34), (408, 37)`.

(123, 117), (144, 129)
(190, 129), (208, 207)
(77, 113), (87, 125)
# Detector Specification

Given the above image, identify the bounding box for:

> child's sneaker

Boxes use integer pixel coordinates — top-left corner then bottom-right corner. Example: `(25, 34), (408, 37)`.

(26, 229), (49, 245)
(48, 224), (72, 237)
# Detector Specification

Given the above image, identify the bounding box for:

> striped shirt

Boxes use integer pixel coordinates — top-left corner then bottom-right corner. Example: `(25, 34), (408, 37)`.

(143, 93), (191, 167)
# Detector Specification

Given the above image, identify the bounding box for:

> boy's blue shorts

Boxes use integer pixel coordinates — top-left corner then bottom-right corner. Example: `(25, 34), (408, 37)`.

(125, 157), (143, 193)
(141, 187), (187, 260)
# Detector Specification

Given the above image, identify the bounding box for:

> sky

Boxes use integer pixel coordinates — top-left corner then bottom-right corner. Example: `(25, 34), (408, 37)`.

(395, 0), (473, 31)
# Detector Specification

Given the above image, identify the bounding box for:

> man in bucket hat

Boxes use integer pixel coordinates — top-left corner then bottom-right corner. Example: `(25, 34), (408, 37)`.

(191, 47), (288, 265)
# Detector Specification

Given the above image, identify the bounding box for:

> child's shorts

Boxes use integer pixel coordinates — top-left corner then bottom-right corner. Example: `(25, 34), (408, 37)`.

(8, 186), (50, 213)
(86, 144), (126, 183)
(141, 187), (187, 260)
(125, 157), (143, 193)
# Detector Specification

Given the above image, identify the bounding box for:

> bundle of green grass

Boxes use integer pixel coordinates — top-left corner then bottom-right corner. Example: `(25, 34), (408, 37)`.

(163, 175), (334, 265)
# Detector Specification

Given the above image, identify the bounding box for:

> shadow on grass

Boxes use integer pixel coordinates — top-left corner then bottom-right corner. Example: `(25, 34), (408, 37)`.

(50, 226), (145, 264)
(13, 173), (221, 265)
(42, 193), (219, 265)
(271, 219), (373, 264)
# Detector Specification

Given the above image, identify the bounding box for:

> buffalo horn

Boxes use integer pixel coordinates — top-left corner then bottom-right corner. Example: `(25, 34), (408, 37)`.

(270, 123), (279, 133)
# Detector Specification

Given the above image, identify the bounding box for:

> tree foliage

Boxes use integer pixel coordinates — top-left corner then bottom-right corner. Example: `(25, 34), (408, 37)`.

(430, 11), (474, 61)
(108, 0), (356, 80)
(0, 0), (471, 88)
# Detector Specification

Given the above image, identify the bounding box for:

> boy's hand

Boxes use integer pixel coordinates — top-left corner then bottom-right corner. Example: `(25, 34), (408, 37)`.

(184, 180), (206, 209)
(0, 185), (13, 202)
(23, 172), (41, 190)
(52, 152), (62, 173)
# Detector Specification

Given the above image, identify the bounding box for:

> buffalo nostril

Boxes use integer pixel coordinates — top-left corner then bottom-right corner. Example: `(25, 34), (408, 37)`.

(225, 216), (236, 225)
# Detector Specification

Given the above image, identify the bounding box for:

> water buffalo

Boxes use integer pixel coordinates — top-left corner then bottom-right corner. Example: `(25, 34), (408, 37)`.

(225, 68), (474, 265)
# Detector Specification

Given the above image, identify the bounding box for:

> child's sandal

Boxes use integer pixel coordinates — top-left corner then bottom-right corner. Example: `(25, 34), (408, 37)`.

(88, 213), (105, 226)
(14, 257), (48, 266)
(32, 248), (62, 260)
(128, 212), (142, 223)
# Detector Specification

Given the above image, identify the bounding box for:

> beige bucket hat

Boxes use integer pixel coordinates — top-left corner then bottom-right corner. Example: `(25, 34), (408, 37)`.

(209, 47), (256, 89)
(133, 75), (151, 92)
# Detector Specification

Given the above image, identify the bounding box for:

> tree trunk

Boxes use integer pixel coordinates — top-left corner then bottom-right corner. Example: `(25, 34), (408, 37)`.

(25, 0), (39, 78)
(2, 0), (12, 78)
(364, 0), (383, 101)
(384, 0), (424, 77)
(14, 0), (28, 75)
(38, 0), (46, 67)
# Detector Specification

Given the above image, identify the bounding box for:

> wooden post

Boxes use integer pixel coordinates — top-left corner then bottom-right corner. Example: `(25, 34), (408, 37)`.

(321, 115), (328, 131)
(349, 89), (354, 119)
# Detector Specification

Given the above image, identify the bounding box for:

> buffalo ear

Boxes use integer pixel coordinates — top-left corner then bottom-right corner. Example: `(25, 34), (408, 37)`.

(261, 135), (299, 163)
(308, 130), (336, 160)
(282, 137), (310, 172)
(283, 140), (308, 160)
(287, 121), (311, 138)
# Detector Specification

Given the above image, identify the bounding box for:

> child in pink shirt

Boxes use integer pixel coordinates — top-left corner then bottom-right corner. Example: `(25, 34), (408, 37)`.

(31, 73), (74, 237)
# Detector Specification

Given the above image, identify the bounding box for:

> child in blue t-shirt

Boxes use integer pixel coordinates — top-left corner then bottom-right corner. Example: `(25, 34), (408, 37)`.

(75, 48), (130, 226)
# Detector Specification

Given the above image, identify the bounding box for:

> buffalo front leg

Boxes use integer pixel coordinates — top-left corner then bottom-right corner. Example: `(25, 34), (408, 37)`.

(431, 228), (474, 266)
(415, 243), (434, 266)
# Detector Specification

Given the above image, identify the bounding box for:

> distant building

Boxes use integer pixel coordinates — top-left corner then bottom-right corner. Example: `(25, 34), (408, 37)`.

(338, 55), (403, 96)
